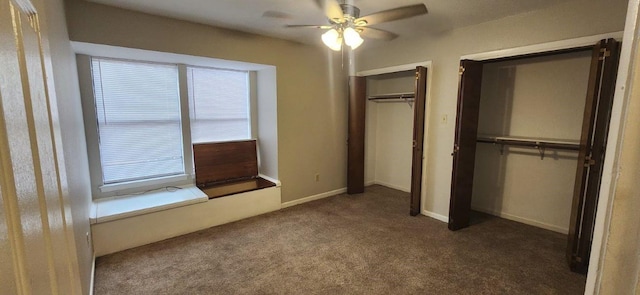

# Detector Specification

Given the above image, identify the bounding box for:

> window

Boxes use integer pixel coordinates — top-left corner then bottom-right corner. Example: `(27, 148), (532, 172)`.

(91, 58), (184, 184)
(187, 67), (250, 143)
(81, 56), (253, 196)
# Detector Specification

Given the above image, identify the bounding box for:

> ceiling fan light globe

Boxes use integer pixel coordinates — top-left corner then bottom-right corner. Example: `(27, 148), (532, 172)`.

(322, 29), (342, 51)
(328, 37), (342, 51)
(343, 27), (364, 48)
(324, 40), (342, 51)
(348, 36), (364, 49)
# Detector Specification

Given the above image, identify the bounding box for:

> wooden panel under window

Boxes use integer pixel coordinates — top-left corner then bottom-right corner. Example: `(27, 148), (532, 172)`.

(193, 140), (276, 199)
(193, 140), (258, 186)
(200, 178), (275, 199)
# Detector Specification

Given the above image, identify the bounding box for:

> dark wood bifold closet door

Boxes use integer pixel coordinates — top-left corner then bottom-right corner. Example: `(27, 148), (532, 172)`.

(347, 76), (366, 194)
(448, 60), (484, 231)
(410, 66), (428, 216)
(567, 38), (620, 273)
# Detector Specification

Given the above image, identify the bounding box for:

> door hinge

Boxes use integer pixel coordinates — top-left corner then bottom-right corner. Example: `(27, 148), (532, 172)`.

(599, 48), (611, 61)
(584, 155), (596, 167)
(415, 71), (420, 80)
(451, 144), (459, 156)
(459, 66), (465, 76)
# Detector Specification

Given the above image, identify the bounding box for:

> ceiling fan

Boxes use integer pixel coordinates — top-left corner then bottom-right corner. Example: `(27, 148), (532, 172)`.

(287, 0), (428, 51)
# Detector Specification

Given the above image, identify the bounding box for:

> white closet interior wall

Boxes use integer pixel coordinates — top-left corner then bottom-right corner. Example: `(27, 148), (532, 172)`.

(365, 71), (415, 192)
(472, 51), (592, 233)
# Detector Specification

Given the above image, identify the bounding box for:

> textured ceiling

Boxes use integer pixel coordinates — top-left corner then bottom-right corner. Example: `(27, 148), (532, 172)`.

(87, 0), (575, 48)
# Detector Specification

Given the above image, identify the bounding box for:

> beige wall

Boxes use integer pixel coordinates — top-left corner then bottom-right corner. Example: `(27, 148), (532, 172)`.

(357, 0), (628, 219)
(44, 1), (93, 294)
(64, 0), (348, 203)
(472, 52), (592, 233)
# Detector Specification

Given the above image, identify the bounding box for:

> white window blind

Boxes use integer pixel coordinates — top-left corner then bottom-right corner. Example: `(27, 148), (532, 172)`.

(187, 67), (250, 143)
(91, 58), (184, 184)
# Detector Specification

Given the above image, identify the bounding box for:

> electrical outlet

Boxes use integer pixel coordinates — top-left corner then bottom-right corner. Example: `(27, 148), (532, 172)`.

(315, 174), (320, 182)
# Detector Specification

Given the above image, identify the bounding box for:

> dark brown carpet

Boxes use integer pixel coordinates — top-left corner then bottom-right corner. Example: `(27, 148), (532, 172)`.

(94, 185), (586, 294)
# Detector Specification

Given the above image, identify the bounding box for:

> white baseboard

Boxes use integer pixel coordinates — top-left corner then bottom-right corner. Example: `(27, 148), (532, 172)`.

(368, 180), (410, 193)
(281, 187), (346, 209)
(421, 210), (448, 223)
(419, 207), (568, 234)
(472, 206), (569, 234)
(89, 254), (95, 295)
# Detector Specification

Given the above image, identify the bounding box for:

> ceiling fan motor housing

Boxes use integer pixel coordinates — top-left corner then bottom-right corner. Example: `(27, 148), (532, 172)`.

(340, 4), (360, 20)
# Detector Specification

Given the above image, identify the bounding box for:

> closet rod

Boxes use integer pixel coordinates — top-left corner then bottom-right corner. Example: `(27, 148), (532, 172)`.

(368, 92), (415, 107)
(477, 136), (580, 159)
(367, 92), (415, 101)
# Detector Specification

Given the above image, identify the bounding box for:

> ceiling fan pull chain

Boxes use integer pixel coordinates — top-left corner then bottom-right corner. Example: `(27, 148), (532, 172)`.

(341, 45), (344, 69)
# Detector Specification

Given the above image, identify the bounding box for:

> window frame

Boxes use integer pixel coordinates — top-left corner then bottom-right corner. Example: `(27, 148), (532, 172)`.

(78, 55), (254, 199)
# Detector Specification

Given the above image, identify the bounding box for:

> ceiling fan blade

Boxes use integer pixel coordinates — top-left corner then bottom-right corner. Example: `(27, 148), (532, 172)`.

(286, 24), (333, 29)
(262, 11), (294, 20)
(313, 0), (344, 22)
(356, 4), (428, 26)
(358, 27), (398, 41)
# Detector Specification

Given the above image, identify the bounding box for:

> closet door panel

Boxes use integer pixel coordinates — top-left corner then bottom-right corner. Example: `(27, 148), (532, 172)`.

(410, 66), (427, 216)
(448, 60), (483, 231)
(567, 39), (620, 273)
(347, 76), (366, 194)
(0, 1), (79, 292)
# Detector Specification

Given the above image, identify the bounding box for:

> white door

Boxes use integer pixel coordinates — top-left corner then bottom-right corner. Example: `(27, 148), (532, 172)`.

(0, 0), (81, 294)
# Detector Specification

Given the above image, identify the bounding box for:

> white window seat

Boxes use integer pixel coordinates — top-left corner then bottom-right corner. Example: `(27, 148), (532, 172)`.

(90, 185), (208, 224)
(90, 180), (281, 256)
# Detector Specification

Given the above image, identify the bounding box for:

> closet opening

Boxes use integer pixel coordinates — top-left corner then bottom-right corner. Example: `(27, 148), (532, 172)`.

(448, 38), (620, 274)
(347, 65), (428, 216)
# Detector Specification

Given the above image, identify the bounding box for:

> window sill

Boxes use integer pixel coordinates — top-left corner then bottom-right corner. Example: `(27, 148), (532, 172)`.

(99, 174), (191, 193)
(90, 185), (207, 224)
